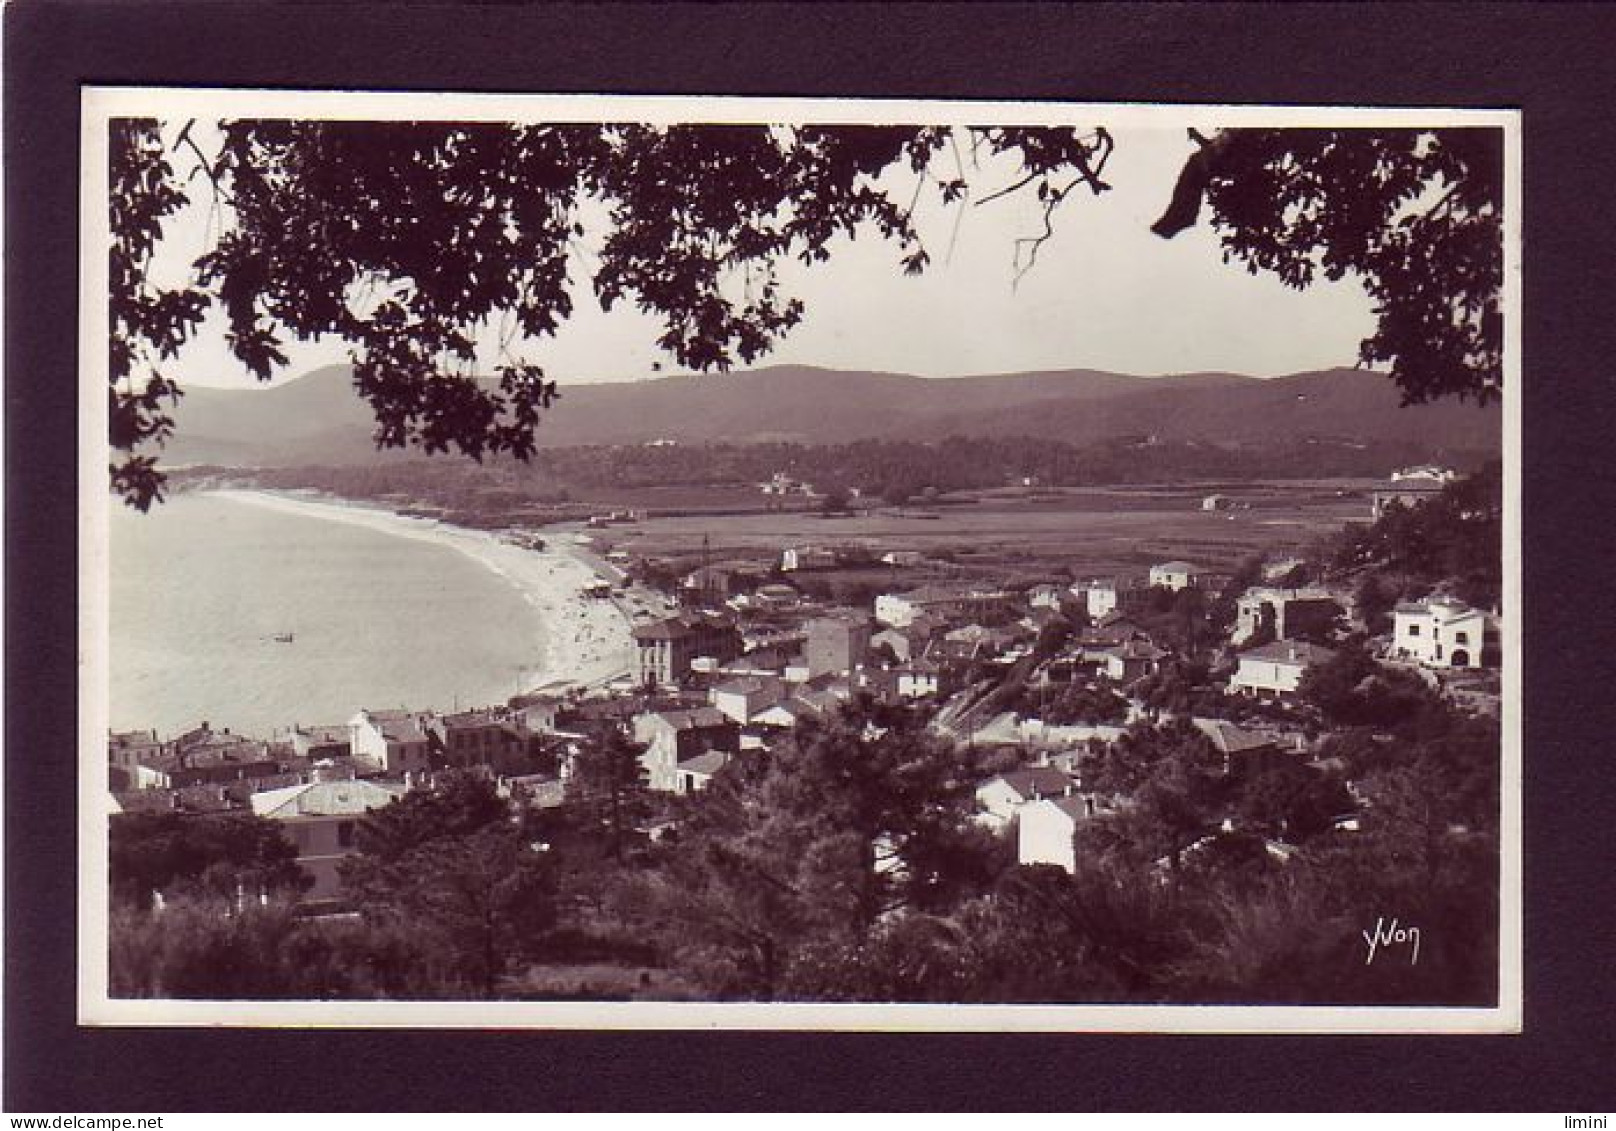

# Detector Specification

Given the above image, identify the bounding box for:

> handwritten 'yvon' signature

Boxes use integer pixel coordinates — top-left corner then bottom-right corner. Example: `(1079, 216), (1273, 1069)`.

(1362, 917), (1421, 966)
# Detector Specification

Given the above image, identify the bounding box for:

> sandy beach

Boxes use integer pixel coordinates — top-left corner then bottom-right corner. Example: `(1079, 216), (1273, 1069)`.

(212, 489), (636, 695)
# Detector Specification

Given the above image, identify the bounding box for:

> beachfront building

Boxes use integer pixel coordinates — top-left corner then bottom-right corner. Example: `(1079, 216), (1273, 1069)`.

(1390, 597), (1490, 669)
(348, 709), (433, 777)
(1232, 587), (1344, 645)
(632, 707), (741, 793)
(681, 559), (771, 600)
(429, 708), (531, 773)
(251, 763), (404, 901)
(633, 612), (743, 689)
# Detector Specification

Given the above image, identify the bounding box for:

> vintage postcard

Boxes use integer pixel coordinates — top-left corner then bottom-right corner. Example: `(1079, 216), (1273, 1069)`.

(79, 88), (1521, 1031)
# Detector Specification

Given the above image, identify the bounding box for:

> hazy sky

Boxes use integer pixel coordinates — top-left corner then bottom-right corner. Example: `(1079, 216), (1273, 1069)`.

(152, 125), (1377, 390)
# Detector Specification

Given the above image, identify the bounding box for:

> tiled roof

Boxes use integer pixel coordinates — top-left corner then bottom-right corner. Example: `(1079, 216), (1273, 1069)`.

(655, 707), (733, 731)
(1104, 640), (1168, 661)
(1239, 640), (1336, 666)
(995, 767), (1075, 799)
(1192, 718), (1279, 755)
(440, 709), (505, 729)
(633, 611), (734, 641)
(713, 676), (776, 697)
(1045, 795), (1096, 821)
(377, 716), (428, 743)
(296, 725), (351, 744)
(677, 750), (732, 777)
(757, 699), (812, 722)
(251, 778), (403, 820)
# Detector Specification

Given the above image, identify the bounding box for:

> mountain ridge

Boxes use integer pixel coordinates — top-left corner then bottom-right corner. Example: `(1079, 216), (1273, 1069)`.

(164, 362), (1502, 467)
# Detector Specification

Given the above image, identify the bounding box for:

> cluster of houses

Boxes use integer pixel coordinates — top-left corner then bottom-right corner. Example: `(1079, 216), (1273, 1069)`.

(113, 523), (1501, 901)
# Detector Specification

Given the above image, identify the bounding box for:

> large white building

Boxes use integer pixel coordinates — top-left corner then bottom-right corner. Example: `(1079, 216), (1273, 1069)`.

(1017, 795), (1104, 873)
(1228, 640), (1336, 699)
(1391, 597), (1489, 669)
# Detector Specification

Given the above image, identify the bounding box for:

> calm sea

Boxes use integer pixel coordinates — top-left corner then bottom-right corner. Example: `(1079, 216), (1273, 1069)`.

(109, 492), (550, 738)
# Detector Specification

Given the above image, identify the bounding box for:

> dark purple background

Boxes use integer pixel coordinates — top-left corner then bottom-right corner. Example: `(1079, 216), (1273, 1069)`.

(8, 1), (1615, 1112)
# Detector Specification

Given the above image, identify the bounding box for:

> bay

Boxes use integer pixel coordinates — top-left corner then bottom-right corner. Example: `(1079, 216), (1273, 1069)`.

(109, 492), (551, 738)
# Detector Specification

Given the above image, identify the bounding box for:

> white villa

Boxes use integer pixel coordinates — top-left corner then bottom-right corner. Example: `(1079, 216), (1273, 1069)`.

(1391, 597), (1489, 669)
(251, 767), (404, 900)
(1229, 640), (1337, 699)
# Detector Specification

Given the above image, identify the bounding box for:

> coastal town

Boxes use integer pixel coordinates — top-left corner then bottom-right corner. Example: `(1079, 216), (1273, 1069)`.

(107, 457), (1504, 1003)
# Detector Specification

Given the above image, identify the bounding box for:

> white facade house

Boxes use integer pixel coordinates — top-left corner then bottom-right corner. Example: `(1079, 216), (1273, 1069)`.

(1027, 584), (1066, 609)
(348, 709), (433, 777)
(1229, 641), (1336, 699)
(633, 708), (740, 793)
(1149, 561), (1200, 591)
(1082, 577), (1151, 620)
(895, 660), (952, 700)
(1372, 466), (1455, 519)
(1391, 598), (1488, 669)
(1018, 795), (1101, 873)
(1232, 587), (1344, 645)
(710, 676), (785, 725)
(781, 546), (836, 572)
(671, 750), (731, 795)
(251, 772), (403, 900)
(975, 767), (1077, 830)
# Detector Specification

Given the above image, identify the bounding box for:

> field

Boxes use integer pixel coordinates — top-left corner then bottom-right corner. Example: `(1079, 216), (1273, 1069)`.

(576, 479), (1379, 580)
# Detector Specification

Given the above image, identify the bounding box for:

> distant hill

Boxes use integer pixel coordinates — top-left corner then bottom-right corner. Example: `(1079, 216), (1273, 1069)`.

(163, 362), (1501, 467)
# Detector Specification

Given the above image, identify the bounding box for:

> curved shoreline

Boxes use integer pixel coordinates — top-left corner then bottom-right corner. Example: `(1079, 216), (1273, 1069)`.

(210, 489), (635, 696)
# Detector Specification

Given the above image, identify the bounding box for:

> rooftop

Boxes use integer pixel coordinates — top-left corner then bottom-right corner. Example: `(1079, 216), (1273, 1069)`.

(440, 709), (507, 729)
(1192, 718), (1280, 755)
(633, 611), (734, 641)
(653, 707), (734, 731)
(676, 750), (732, 777)
(1239, 640), (1337, 666)
(295, 724), (352, 744)
(251, 778), (404, 820)
(992, 767), (1076, 799)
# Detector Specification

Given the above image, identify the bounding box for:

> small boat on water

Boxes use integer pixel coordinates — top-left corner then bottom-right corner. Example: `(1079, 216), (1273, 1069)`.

(273, 632), (295, 644)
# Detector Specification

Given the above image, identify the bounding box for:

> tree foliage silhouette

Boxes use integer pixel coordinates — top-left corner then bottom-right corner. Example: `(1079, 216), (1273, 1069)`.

(109, 118), (1503, 511)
